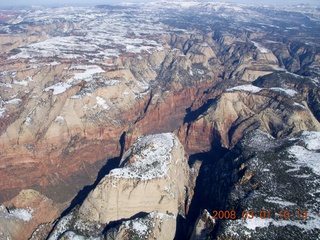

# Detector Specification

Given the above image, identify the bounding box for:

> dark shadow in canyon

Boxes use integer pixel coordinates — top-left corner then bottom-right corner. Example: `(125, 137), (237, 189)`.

(60, 132), (126, 218)
(184, 98), (215, 124)
(102, 211), (149, 236)
(175, 137), (243, 239)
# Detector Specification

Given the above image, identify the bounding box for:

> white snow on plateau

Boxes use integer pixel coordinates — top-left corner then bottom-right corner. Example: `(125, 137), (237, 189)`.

(9, 208), (33, 222)
(226, 85), (263, 93)
(300, 131), (320, 150)
(0, 206), (34, 222)
(287, 131), (320, 176)
(252, 41), (269, 53)
(265, 197), (296, 207)
(96, 97), (110, 110)
(70, 65), (105, 81)
(13, 79), (29, 86)
(109, 133), (175, 180)
(227, 85), (298, 96)
(44, 82), (72, 95)
(6, 7), (168, 61)
(269, 87), (297, 96)
(0, 107), (6, 118)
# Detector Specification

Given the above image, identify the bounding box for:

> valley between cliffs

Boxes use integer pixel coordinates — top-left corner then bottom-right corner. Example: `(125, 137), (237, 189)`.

(0, 2), (320, 239)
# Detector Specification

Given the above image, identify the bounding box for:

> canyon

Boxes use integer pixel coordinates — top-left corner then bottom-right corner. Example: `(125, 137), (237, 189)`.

(0, 1), (319, 239)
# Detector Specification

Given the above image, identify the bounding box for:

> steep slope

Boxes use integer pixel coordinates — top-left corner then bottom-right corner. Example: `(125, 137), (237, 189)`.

(0, 2), (319, 239)
(213, 130), (320, 239)
(48, 133), (189, 239)
(0, 189), (60, 240)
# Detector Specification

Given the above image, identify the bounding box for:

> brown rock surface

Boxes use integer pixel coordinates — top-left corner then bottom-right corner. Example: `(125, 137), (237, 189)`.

(0, 189), (60, 240)
(78, 133), (189, 224)
(177, 89), (320, 155)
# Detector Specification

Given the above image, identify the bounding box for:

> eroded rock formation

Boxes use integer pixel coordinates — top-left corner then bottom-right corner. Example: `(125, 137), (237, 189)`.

(48, 133), (189, 239)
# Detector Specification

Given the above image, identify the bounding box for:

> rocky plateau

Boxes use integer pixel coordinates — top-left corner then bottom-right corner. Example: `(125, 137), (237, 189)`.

(0, 1), (319, 239)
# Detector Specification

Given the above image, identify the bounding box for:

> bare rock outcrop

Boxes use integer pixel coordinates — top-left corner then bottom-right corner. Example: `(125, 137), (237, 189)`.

(178, 83), (320, 155)
(104, 211), (177, 240)
(78, 133), (189, 224)
(0, 189), (60, 240)
(190, 209), (216, 240)
(48, 133), (189, 239)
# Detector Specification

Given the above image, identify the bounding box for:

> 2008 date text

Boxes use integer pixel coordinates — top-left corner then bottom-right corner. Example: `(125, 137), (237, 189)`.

(212, 210), (308, 220)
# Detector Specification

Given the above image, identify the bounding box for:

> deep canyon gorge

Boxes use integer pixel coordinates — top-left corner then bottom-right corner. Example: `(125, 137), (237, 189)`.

(0, 1), (319, 239)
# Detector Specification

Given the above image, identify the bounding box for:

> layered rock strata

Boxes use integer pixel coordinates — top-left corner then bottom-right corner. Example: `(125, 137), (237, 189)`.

(48, 133), (189, 239)
(79, 133), (189, 224)
(0, 189), (60, 240)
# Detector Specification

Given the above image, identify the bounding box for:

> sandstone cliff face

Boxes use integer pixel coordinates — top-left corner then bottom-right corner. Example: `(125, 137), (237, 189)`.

(190, 209), (216, 240)
(0, 189), (60, 240)
(78, 133), (188, 224)
(104, 211), (177, 240)
(177, 78), (320, 155)
(48, 133), (189, 239)
(1, 6), (318, 206)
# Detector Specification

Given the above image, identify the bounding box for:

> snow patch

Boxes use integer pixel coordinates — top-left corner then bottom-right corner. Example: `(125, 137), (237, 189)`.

(288, 145), (320, 175)
(71, 65), (105, 81)
(13, 79), (28, 86)
(55, 116), (64, 122)
(48, 215), (74, 240)
(252, 41), (270, 53)
(240, 214), (320, 232)
(270, 87), (297, 97)
(109, 133), (175, 180)
(293, 102), (306, 109)
(300, 131), (320, 150)
(226, 85), (263, 93)
(25, 117), (32, 125)
(44, 82), (71, 95)
(6, 98), (22, 105)
(70, 95), (82, 99)
(265, 197), (296, 207)
(0, 107), (6, 118)
(227, 85), (297, 96)
(104, 79), (120, 86)
(0, 82), (12, 88)
(96, 96), (110, 110)
(9, 208), (33, 222)
(59, 231), (86, 240)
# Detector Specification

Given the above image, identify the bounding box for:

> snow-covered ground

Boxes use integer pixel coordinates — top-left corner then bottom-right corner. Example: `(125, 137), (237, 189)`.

(227, 84), (298, 96)
(109, 133), (175, 180)
(0, 205), (33, 222)
(6, 6), (167, 62)
(288, 131), (320, 176)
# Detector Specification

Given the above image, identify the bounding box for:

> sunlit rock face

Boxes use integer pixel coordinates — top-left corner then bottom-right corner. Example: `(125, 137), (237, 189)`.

(0, 2), (319, 239)
(48, 133), (189, 239)
(1, 2), (319, 205)
(0, 189), (60, 240)
(78, 133), (189, 224)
